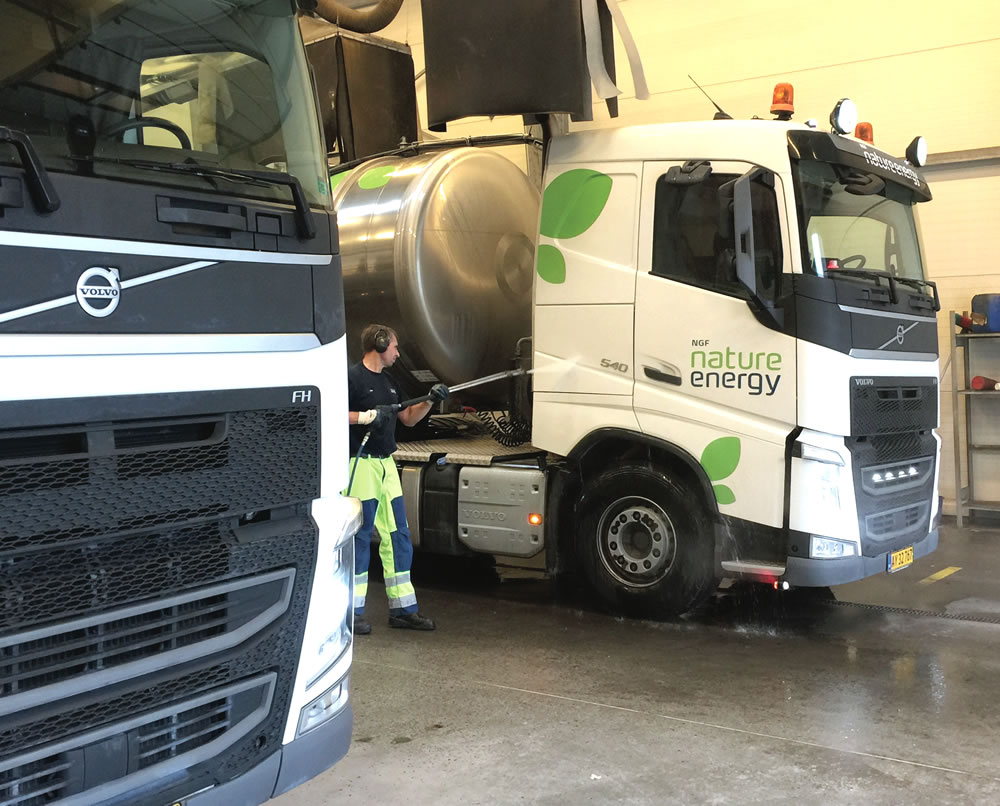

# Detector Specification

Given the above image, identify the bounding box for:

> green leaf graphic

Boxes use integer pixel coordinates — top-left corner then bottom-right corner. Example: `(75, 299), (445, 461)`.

(329, 171), (351, 192)
(701, 436), (741, 482)
(536, 244), (566, 284)
(358, 165), (396, 189)
(540, 169), (613, 239)
(713, 484), (736, 505)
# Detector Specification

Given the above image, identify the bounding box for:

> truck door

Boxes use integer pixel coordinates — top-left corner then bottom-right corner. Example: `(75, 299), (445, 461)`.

(633, 160), (797, 529)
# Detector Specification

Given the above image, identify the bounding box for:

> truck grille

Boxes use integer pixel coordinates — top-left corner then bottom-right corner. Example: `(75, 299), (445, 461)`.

(138, 697), (232, 768)
(850, 376), (937, 436)
(848, 432), (936, 557)
(0, 674), (275, 805)
(1, 570), (294, 718)
(0, 388), (321, 806)
(0, 753), (70, 806)
(866, 502), (930, 540)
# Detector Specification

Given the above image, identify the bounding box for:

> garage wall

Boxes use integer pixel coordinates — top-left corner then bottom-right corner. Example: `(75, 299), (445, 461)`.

(332, 0), (1000, 511)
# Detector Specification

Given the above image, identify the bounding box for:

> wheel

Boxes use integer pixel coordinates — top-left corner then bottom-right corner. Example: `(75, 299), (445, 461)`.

(840, 253), (867, 269)
(105, 117), (192, 150)
(577, 463), (717, 618)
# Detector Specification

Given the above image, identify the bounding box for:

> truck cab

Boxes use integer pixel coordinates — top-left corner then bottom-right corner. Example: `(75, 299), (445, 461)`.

(533, 119), (939, 612)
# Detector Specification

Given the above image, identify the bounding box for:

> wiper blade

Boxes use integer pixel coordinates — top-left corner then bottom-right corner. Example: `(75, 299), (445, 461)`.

(0, 127), (60, 212)
(93, 157), (315, 239)
(827, 268), (898, 303)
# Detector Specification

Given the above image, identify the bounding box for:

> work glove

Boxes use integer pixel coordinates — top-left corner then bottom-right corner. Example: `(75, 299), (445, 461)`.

(356, 405), (396, 427)
(429, 383), (450, 402)
(373, 404), (396, 428)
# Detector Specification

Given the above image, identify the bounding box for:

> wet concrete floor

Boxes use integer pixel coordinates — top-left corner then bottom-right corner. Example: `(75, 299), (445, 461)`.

(275, 521), (1000, 805)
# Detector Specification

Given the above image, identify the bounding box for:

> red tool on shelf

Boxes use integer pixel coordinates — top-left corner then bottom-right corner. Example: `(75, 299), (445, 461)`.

(955, 311), (987, 332)
(970, 375), (1000, 391)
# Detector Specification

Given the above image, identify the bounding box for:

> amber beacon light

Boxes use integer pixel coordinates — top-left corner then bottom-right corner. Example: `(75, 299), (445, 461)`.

(854, 122), (874, 144)
(771, 83), (794, 119)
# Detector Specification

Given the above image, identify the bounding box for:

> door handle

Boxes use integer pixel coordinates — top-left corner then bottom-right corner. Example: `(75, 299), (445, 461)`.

(643, 366), (682, 386)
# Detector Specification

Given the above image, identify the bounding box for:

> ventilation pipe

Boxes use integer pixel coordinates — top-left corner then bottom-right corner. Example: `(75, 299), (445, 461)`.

(313, 0), (404, 34)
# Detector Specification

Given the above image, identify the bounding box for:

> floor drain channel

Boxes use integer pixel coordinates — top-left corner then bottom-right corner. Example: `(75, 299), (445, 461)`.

(826, 599), (1000, 626)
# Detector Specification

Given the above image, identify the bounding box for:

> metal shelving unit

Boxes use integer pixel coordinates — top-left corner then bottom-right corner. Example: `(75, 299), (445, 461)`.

(950, 312), (1000, 526)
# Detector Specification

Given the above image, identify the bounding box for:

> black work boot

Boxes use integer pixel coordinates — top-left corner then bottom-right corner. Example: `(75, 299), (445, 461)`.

(354, 615), (372, 635)
(388, 612), (435, 631)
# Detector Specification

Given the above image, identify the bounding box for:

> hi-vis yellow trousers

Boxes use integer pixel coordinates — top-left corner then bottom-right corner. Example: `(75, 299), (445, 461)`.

(345, 456), (418, 616)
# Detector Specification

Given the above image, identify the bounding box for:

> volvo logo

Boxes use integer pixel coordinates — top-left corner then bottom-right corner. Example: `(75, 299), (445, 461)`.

(76, 267), (121, 318)
(877, 321), (919, 351)
(463, 509), (506, 522)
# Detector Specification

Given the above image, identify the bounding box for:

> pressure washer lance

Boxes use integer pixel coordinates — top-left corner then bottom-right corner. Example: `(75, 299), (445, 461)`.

(346, 367), (531, 495)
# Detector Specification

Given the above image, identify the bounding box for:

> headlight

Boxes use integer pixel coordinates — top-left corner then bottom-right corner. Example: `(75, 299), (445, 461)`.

(306, 541), (353, 690)
(298, 673), (350, 736)
(810, 536), (857, 559)
(799, 455), (842, 522)
(799, 443), (845, 466)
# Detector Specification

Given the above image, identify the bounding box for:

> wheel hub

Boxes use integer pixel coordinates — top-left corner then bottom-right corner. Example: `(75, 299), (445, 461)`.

(597, 496), (677, 588)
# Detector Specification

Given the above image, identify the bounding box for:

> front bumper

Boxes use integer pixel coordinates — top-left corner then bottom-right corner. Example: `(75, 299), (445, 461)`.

(186, 703), (352, 805)
(783, 528), (938, 587)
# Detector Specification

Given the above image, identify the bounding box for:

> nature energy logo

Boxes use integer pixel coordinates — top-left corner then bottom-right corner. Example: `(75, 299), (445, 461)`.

(537, 169), (613, 284)
(329, 164), (397, 194)
(701, 436), (741, 505)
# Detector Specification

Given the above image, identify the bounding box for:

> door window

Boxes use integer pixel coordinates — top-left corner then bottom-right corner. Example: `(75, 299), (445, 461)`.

(651, 171), (782, 300)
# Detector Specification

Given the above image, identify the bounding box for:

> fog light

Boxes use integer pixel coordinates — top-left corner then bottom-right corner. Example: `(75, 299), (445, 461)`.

(298, 673), (350, 736)
(810, 536), (857, 559)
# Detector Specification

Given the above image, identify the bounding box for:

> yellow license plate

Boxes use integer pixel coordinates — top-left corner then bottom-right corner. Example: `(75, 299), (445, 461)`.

(888, 545), (914, 573)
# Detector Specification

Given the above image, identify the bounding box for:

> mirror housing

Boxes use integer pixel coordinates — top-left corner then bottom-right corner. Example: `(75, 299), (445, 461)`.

(727, 166), (782, 325)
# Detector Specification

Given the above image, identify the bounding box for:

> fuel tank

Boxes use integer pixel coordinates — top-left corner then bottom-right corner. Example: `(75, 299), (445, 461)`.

(332, 147), (538, 403)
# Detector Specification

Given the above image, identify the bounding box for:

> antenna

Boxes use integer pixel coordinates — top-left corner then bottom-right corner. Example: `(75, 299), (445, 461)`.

(688, 75), (732, 120)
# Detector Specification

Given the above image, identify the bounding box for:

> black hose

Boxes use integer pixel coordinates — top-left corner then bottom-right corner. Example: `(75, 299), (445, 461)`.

(346, 430), (371, 497)
(313, 0), (403, 33)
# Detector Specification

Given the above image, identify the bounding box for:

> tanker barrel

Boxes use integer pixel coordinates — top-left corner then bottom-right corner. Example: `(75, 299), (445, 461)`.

(333, 147), (538, 408)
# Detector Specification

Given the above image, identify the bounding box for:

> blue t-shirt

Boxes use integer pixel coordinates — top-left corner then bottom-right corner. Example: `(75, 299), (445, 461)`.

(348, 361), (401, 457)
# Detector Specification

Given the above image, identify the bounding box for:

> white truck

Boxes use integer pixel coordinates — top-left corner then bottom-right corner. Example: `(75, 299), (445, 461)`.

(330, 90), (940, 618)
(0, 1), (359, 804)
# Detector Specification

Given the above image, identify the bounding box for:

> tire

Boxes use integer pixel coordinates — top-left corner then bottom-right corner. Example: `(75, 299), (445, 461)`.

(577, 463), (717, 618)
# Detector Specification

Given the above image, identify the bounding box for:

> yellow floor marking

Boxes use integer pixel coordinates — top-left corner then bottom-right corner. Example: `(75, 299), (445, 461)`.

(919, 566), (961, 585)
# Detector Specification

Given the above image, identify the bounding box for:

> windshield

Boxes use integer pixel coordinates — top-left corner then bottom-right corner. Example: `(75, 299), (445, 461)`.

(792, 159), (926, 281)
(0, 0), (329, 207)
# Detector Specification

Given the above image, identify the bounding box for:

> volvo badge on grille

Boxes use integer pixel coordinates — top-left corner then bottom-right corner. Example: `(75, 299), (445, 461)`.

(76, 267), (121, 318)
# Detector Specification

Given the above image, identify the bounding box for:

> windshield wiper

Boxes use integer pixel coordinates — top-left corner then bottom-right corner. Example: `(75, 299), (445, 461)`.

(826, 268), (898, 304)
(0, 127), (60, 212)
(91, 157), (315, 239)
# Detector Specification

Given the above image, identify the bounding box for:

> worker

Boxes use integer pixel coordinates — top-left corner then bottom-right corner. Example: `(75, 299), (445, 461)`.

(347, 323), (449, 634)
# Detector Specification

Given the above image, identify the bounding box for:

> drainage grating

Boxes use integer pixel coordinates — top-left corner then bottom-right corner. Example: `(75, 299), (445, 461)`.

(825, 599), (1000, 626)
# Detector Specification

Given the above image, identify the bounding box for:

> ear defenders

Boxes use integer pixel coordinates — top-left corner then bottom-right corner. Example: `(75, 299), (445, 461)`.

(374, 328), (390, 354)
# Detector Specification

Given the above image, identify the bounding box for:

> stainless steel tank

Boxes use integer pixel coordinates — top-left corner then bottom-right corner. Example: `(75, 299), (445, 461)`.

(332, 147), (538, 403)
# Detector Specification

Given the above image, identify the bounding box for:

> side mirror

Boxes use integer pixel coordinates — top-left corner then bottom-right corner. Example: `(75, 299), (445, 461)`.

(731, 166), (775, 298)
(733, 171), (756, 296)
